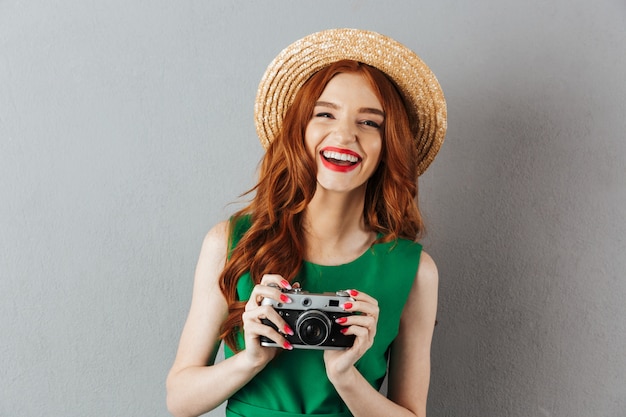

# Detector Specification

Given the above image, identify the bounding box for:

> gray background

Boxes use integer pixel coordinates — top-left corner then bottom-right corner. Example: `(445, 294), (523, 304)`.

(1, 1), (624, 416)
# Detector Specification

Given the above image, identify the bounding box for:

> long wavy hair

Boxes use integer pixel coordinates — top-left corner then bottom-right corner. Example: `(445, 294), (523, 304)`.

(219, 60), (424, 351)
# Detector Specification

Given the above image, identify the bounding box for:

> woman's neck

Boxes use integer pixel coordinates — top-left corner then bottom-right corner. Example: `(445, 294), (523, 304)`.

(301, 187), (376, 265)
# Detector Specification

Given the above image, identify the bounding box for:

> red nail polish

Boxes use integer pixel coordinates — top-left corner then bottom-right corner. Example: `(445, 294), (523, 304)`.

(342, 302), (353, 310)
(280, 279), (292, 289)
(348, 289), (359, 297)
(280, 294), (291, 303)
(283, 341), (293, 350)
(340, 328), (349, 334)
(335, 317), (348, 324)
(284, 324), (294, 335)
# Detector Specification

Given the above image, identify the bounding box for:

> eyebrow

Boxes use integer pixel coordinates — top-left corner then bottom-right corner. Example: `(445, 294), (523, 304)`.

(315, 101), (385, 117)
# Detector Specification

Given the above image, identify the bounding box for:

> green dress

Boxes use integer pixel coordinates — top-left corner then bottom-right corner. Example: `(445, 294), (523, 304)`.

(224, 216), (422, 417)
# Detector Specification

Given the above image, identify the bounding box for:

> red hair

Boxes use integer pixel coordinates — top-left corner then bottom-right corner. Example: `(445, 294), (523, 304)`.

(219, 60), (424, 351)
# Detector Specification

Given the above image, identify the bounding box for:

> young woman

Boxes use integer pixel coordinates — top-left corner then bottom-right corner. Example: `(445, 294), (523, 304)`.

(167, 29), (447, 417)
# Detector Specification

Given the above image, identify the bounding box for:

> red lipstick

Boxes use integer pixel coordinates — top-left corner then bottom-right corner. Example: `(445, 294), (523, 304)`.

(319, 147), (362, 173)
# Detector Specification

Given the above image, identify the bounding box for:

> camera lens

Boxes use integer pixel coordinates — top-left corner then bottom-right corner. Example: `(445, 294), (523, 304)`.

(295, 310), (331, 346)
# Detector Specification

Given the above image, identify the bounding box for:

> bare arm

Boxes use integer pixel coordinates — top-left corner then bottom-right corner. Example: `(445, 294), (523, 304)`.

(166, 221), (257, 417)
(166, 221), (296, 417)
(325, 251), (439, 417)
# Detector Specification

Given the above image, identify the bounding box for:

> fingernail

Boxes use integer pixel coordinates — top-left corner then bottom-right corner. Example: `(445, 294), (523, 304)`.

(283, 324), (294, 335)
(280, 279), (292, 289)
(342, 302), (353, 310)
(340, 328), (349, 334)
(348, 289), (359, 297)
(335, 317), (348, 324)
(283, 341), (293, 350)
(280, 294), (292, 303)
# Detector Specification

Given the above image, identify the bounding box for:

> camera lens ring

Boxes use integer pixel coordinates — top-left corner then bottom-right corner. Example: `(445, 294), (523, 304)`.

(295, 310), (331, 346)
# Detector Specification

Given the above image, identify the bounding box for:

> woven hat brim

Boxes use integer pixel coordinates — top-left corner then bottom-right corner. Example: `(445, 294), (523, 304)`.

(254, 28), (447, 176)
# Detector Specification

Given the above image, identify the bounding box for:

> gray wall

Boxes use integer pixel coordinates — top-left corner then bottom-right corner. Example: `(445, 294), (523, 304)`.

(1, 1), (624, 416)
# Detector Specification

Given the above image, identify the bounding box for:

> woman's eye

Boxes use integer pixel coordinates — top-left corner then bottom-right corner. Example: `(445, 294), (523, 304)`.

(315, 112), (333, 118)
(361, 120), (381, 129)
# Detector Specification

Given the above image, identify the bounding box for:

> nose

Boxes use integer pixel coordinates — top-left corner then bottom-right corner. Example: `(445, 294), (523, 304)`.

(332, 119), (356, 143)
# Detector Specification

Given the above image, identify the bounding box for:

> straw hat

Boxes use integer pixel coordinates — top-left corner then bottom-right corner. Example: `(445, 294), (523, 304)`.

(254, 28), (447, 176)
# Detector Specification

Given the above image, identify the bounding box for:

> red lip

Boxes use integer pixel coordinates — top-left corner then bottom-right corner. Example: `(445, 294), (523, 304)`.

(319, 147), (362, 173)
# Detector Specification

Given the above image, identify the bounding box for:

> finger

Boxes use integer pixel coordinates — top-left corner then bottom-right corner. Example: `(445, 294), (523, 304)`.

(242, 305), (295, 348)
(245, 274), (292, 308)
(344, 289), (378, 306)
(335, 314), (377, 330)
(242, 305), (295, 337)
(246, 285), (294, 310)
(340, 298), (379, 319)
(259, 274), (292, 290)
(337, 321), (377, 345)
(339, 323), (370, 340)
(245, 320), (293, 350)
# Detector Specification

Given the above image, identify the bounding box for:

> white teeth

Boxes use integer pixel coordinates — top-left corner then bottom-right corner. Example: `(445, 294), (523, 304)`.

(322, 150), (359, 163)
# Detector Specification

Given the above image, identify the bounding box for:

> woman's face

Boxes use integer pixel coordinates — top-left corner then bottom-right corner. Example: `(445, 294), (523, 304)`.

(304, 72), (383, 195)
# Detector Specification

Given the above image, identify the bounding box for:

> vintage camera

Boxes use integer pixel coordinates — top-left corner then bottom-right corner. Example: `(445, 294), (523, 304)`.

(260, 288), (355, 350)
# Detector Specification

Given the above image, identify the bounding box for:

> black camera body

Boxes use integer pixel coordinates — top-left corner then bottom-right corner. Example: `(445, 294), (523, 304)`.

(260, 288), (355, 350)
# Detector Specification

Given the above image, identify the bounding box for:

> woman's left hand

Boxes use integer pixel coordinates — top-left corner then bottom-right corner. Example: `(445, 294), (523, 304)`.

(323, 289), (379, 383)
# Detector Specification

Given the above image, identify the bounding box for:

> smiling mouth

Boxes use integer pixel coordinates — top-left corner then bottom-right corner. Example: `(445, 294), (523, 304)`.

(321, 149), (361, 166)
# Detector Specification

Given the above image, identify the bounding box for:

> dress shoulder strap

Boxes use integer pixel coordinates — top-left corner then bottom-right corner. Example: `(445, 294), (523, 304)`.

(227, 214), (252, 258)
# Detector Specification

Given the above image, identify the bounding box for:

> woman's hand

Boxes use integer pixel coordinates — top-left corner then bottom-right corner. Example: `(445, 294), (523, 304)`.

(323, 289), (379, 384)
(240, 274), (295, 369)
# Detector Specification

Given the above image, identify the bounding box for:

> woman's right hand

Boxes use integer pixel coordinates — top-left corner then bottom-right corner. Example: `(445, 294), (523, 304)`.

(240, 274), (295, 369)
